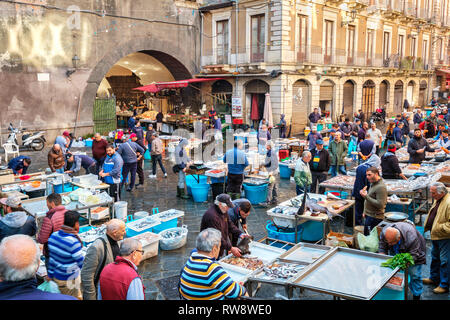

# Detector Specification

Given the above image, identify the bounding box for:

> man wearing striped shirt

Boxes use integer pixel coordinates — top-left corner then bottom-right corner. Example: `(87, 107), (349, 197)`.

(179, 228), (247, 300)
(47, 210), (84, 300)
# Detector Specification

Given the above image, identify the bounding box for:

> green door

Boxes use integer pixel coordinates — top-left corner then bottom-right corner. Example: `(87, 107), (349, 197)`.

(93, 98), (116, 135)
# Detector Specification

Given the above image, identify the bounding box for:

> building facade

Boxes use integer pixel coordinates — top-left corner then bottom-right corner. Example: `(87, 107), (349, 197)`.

(199, 0), (450, 135)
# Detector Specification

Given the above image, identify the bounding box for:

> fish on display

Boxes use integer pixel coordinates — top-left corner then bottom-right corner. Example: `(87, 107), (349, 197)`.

(237, 236), (253, 255)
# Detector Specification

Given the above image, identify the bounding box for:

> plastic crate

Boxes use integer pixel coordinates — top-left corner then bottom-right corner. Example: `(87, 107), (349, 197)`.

(128, 232), (160, 260)
(126, 215), (161, 238)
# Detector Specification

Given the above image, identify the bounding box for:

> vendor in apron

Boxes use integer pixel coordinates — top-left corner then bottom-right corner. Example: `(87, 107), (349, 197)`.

(99, 145), (124, 202)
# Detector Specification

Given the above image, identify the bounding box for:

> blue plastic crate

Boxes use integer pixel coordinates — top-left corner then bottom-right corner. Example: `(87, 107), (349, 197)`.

(153, 219), (178, 233)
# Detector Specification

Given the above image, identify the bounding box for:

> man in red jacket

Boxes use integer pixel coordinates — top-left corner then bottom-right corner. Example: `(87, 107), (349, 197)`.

(36, 193), (67, 272)
(92, 133), (108, 174)
(98, 238), (145, 300)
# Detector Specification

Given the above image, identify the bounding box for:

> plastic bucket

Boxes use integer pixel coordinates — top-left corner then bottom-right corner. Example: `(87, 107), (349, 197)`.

(279, 164), (292, 179)
(191, 183), (210, 202)
(186, 175), (208, 196)
(113, 201), (128, 220)
(300, 220), (324, 242)
(53, 183), (73, 194)
(278, 149), (289, 160)
(324, 190), (349, 199)
(243, 183), (268, 205)
(317, 124), (324, 132)
(266, 221), (302, 243)
(85, 139), (93, 147)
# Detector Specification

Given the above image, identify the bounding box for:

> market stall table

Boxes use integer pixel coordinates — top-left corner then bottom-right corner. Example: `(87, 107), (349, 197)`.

(266, 193), (355, 243)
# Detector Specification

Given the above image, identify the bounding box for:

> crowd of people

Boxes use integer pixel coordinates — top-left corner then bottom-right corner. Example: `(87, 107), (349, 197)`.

(1, 102), (449, 301)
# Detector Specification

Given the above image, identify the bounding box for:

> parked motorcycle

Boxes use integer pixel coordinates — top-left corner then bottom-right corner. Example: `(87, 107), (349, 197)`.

(370, 108), (386, 124)
(7, 121), (46, 151)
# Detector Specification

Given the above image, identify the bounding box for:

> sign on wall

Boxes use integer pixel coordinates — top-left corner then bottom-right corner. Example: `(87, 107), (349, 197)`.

(232, 97), (242, 117)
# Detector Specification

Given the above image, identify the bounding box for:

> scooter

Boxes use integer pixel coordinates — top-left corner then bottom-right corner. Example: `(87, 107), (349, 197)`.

(6, 121), (46, 151)
(370, 108), (386, 124)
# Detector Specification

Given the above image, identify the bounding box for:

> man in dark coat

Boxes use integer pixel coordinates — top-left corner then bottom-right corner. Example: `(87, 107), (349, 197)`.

(380, 144), (407, 180)
(309, 139), (331, 194)
(200, 194), (246, 258)
(407, 128), (436, 164)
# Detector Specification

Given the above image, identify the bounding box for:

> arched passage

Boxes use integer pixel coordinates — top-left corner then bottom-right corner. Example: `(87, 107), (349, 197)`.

(292, 79), (311, 135)
(245, 79), (270, 127)
(394, 80), (404, 115)
(379, 80), (390, 108)
(343, 80), (355, 118)
(418, 80), (427, 107)
(80, 37), (197, 133)
(211, 80), (233, 114)
(319, 80), (335, 119)
(407, 80), (416, 106)
(362, 80), (376, 116)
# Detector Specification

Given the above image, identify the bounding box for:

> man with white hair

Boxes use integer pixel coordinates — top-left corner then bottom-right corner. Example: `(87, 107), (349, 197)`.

(81, 219), (126, 300)
(200, 194), (248, 258)
(294, 151), (312, 195)
(422, 182), (450, 294)
(98, 238), (145, 300)
(179, 228), (247, 300)
(379, 221), (426, 300)
(0, 235), (76, 300)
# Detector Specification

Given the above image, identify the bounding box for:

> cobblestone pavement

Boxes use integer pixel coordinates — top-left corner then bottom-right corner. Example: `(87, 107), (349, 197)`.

(5, 145), (448, 301)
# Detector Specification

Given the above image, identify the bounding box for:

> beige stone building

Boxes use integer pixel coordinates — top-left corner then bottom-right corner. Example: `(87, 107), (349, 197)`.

(198, 0), (450, 135)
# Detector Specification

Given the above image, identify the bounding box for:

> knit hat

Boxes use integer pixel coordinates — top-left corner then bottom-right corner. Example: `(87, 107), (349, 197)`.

(359, 139), (375, 156)
(5, 196), (21, 209)
(63, 131), (70, 137)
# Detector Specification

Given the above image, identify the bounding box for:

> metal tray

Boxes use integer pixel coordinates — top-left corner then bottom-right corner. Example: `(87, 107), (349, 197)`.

(384, 211), (409, 222)
(279, 243), (331, 264)
(247, 259), (309, 285)
(218, 261), (254, 284)
(291, 247), (399, 300)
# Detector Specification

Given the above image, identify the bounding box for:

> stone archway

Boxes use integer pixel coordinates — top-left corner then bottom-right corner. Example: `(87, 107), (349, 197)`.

(80, 37), (198, 123)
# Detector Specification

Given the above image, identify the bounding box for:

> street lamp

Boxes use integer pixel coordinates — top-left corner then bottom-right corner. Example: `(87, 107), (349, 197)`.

(66, 54), (80, 77)
(341, 10), (357, 27)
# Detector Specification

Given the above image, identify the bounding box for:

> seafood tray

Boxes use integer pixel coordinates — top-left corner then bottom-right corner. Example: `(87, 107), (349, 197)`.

(320, 175), (355, 188)
(159, 226), (188, 250)
(221, 257), (265, 271)
(249, 260), (307, 284)
(205, 169), (226, 178)
(218, 260), (254, 284)
(126, 216), (161, 237)
(280, 243), (331, 264)
(79, 225), (107, 246)
(153, 209), (184, 222)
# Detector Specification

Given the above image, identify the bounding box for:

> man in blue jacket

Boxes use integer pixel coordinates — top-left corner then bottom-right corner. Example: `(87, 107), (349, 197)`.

(99, 145), (124, 201)
(127, 116), (136, 132)
(7, 156), (31, 175)
(117, 135), (145, 192)
(223, 140), (249, 200)
(0, 234), (76, 300)
(65, 153), (96, 175)
(393, 122), (404, 147)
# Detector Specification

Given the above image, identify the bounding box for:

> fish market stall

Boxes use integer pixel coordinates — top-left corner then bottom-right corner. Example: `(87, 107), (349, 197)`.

(218, 241), (287, 285)
(246, 242), (332, 298)
(290, 247), (405, 300)
(266, 193), (355, 243)
(69, 174), (110, 192)
(21, 189), (114, 226)
(0, 171), (62, 197)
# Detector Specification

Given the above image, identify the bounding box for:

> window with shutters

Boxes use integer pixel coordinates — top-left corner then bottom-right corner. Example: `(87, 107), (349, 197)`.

(347, 26), (355, 65)
(422, 39), (428, 66)
(411, 37), (416, 58)
(366, 29), (374, 66)
(251, 14), (265, 63)
(383, 32), (390, 65)
(324, 20), (334, 64)
(297, 15), (308, 63)
(398, 34), (405, 59)
(216, 20), (229, 64)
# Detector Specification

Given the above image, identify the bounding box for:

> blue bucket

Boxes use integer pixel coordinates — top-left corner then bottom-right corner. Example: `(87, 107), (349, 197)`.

(243, 183), (268, 205)
(186, 175), (208, 196)
(324, 190), (349, 199)
(373, 287), (405, 300)
(53, 183), (73, 194)
(279, 164), (292, 179)
(300, 220), (324, 242)
(266, 221), (302, 243)
(191, 183), (210, 202)
(85, 139), (93, 147)
(317, 124), (324, 132)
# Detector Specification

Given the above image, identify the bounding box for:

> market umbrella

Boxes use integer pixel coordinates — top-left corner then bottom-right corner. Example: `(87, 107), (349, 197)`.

(263, 93), (273, 128)
(251, 94), (259, 120)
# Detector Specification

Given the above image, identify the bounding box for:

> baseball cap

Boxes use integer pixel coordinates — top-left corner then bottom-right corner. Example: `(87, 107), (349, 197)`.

(129, 133), (137, 139)
(5, 196), (22, 209)
(63, 131), (70, 137)
(316, 139), (324, 145)
(216, 194), (234, 208)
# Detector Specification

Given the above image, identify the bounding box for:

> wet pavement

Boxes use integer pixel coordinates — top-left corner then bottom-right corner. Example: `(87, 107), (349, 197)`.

(4, 144), (448, 301)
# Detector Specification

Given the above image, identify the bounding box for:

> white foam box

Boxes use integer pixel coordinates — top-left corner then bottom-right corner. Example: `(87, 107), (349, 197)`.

(79, 207), (110, 220)
(129, 232), (161, 260)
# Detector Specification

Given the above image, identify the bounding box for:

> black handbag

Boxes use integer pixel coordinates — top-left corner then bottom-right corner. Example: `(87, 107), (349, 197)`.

(172, 164), (180, 173)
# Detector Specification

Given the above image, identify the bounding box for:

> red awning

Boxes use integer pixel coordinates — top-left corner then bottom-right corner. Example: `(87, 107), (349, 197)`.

(133, 78), (224, 93)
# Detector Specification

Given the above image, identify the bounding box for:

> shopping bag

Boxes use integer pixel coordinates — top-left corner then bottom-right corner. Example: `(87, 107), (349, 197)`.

(37, 280), (61, 294)
(357, 227), (379, 253)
